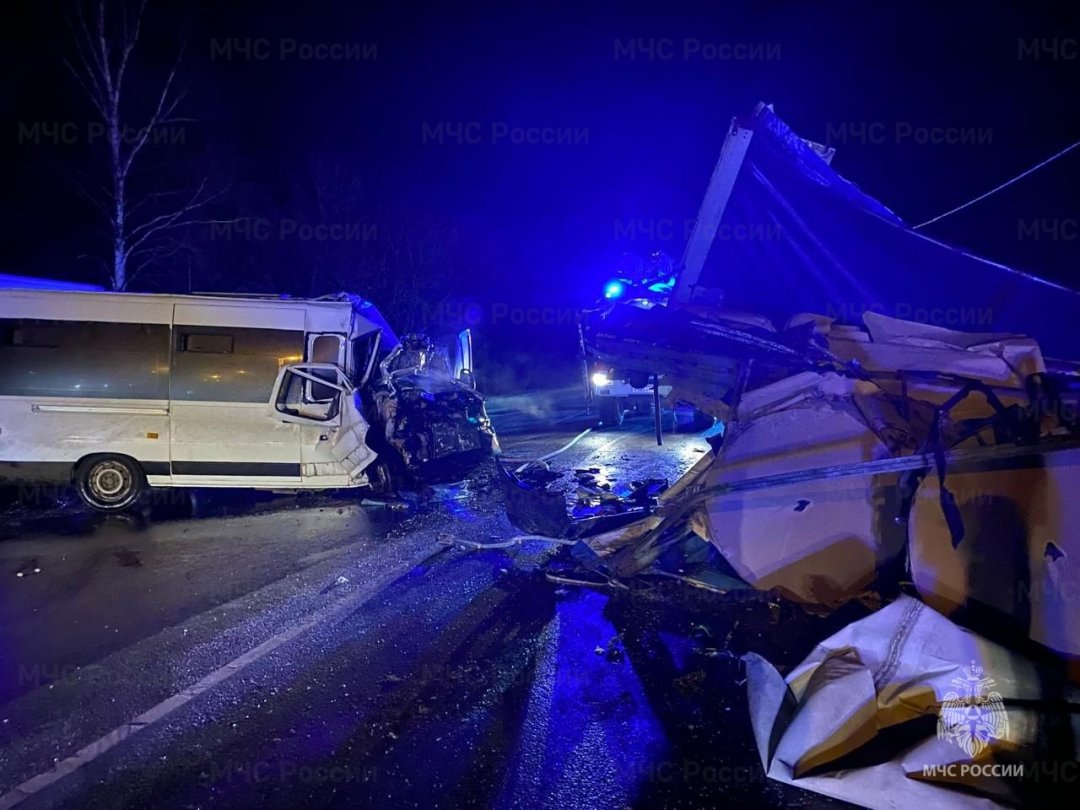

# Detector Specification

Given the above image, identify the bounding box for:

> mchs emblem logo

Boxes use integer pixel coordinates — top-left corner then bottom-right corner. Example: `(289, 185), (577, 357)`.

(937, 661), (1009, 757)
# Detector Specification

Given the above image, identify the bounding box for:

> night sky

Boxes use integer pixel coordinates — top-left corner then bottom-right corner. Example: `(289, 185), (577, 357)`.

(4, 0), (1079, 359)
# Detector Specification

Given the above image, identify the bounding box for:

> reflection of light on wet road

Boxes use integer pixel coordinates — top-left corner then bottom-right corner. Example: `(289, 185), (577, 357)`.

(499, 589), (667, 809)
(566, 427), (711, 491)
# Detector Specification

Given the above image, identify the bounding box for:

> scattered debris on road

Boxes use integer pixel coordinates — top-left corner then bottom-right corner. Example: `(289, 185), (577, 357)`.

(497, 459), (669, 539)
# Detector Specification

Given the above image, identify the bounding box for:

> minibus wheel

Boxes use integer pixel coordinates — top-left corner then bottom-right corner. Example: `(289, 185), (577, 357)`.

(75, 455), (147, 512)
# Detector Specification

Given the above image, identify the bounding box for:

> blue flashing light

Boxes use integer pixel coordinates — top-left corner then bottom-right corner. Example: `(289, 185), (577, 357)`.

(603, 279), (626, 299)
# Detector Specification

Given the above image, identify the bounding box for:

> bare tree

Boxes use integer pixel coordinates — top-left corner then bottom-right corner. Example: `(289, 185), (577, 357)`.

(65, 0), (219, 289)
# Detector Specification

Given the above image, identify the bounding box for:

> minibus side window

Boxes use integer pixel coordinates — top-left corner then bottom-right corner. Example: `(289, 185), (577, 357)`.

(172, 326), (300, 403)
(0, 318), (170, 399)
(306, 334), (344, 402)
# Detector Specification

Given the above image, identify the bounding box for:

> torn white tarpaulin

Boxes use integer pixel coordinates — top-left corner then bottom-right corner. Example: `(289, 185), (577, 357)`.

(745, 596), (1080, 809)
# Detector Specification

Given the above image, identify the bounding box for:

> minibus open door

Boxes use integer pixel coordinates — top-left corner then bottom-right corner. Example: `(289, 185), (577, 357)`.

(269, 363), (377, 483)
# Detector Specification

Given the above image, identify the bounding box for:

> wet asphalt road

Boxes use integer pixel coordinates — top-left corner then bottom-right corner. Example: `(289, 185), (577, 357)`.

(0, 389), (854, 809)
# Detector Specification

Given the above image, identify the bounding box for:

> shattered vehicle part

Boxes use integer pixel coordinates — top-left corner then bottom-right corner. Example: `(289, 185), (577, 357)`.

(572, 468), (668, 516)
(687, 314), (1050, 608)
(696, 370), (911, 606)
(568, 309), (1080, 621)
(860, 313), (1080, 660)
(369, 333), (499, 484)
(496, 460), (668, 540)
(497, 460), (573, 538)
(745, 596), (1080, 809)
(567, 103), (1080, 627)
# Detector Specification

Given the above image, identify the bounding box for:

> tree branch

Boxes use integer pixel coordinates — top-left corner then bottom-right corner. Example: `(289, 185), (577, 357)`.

(125, 179), (233, 257)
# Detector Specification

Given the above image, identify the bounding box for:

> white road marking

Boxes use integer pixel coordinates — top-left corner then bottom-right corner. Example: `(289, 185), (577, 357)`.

(0, 544), (444, 810)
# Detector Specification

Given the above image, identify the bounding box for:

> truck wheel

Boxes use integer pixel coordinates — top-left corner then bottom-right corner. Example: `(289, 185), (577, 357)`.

(597, 397), (624, 428)
(75, 455), (147, 512)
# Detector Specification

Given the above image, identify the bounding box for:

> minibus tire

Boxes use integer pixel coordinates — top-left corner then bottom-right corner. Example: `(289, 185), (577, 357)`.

(75, 455), (147, 512)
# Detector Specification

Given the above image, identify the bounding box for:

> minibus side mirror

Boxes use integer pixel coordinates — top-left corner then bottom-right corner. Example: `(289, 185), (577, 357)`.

(269, 363), (353, 426)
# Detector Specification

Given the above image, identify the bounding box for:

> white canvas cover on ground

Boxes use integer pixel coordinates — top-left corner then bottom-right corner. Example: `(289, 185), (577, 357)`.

(745, 596), (1080, 809)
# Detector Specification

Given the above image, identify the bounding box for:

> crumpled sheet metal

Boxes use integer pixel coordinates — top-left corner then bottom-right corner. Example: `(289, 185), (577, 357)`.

(745, 596), (1080, 809)
(860, 311), (1046, 378)
(372, 336), (499, 480)
(571, 309), (1077, 627)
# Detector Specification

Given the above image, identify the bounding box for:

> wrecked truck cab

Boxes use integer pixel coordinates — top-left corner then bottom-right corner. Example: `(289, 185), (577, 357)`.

(365, 331), (499, 485)
(581, 306), (741, 432)
(583, 261), (715, 431)
(580, 296), (816, 429)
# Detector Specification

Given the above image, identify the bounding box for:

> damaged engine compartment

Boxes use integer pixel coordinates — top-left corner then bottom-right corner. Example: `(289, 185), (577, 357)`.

(367, 332), (499, 485)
